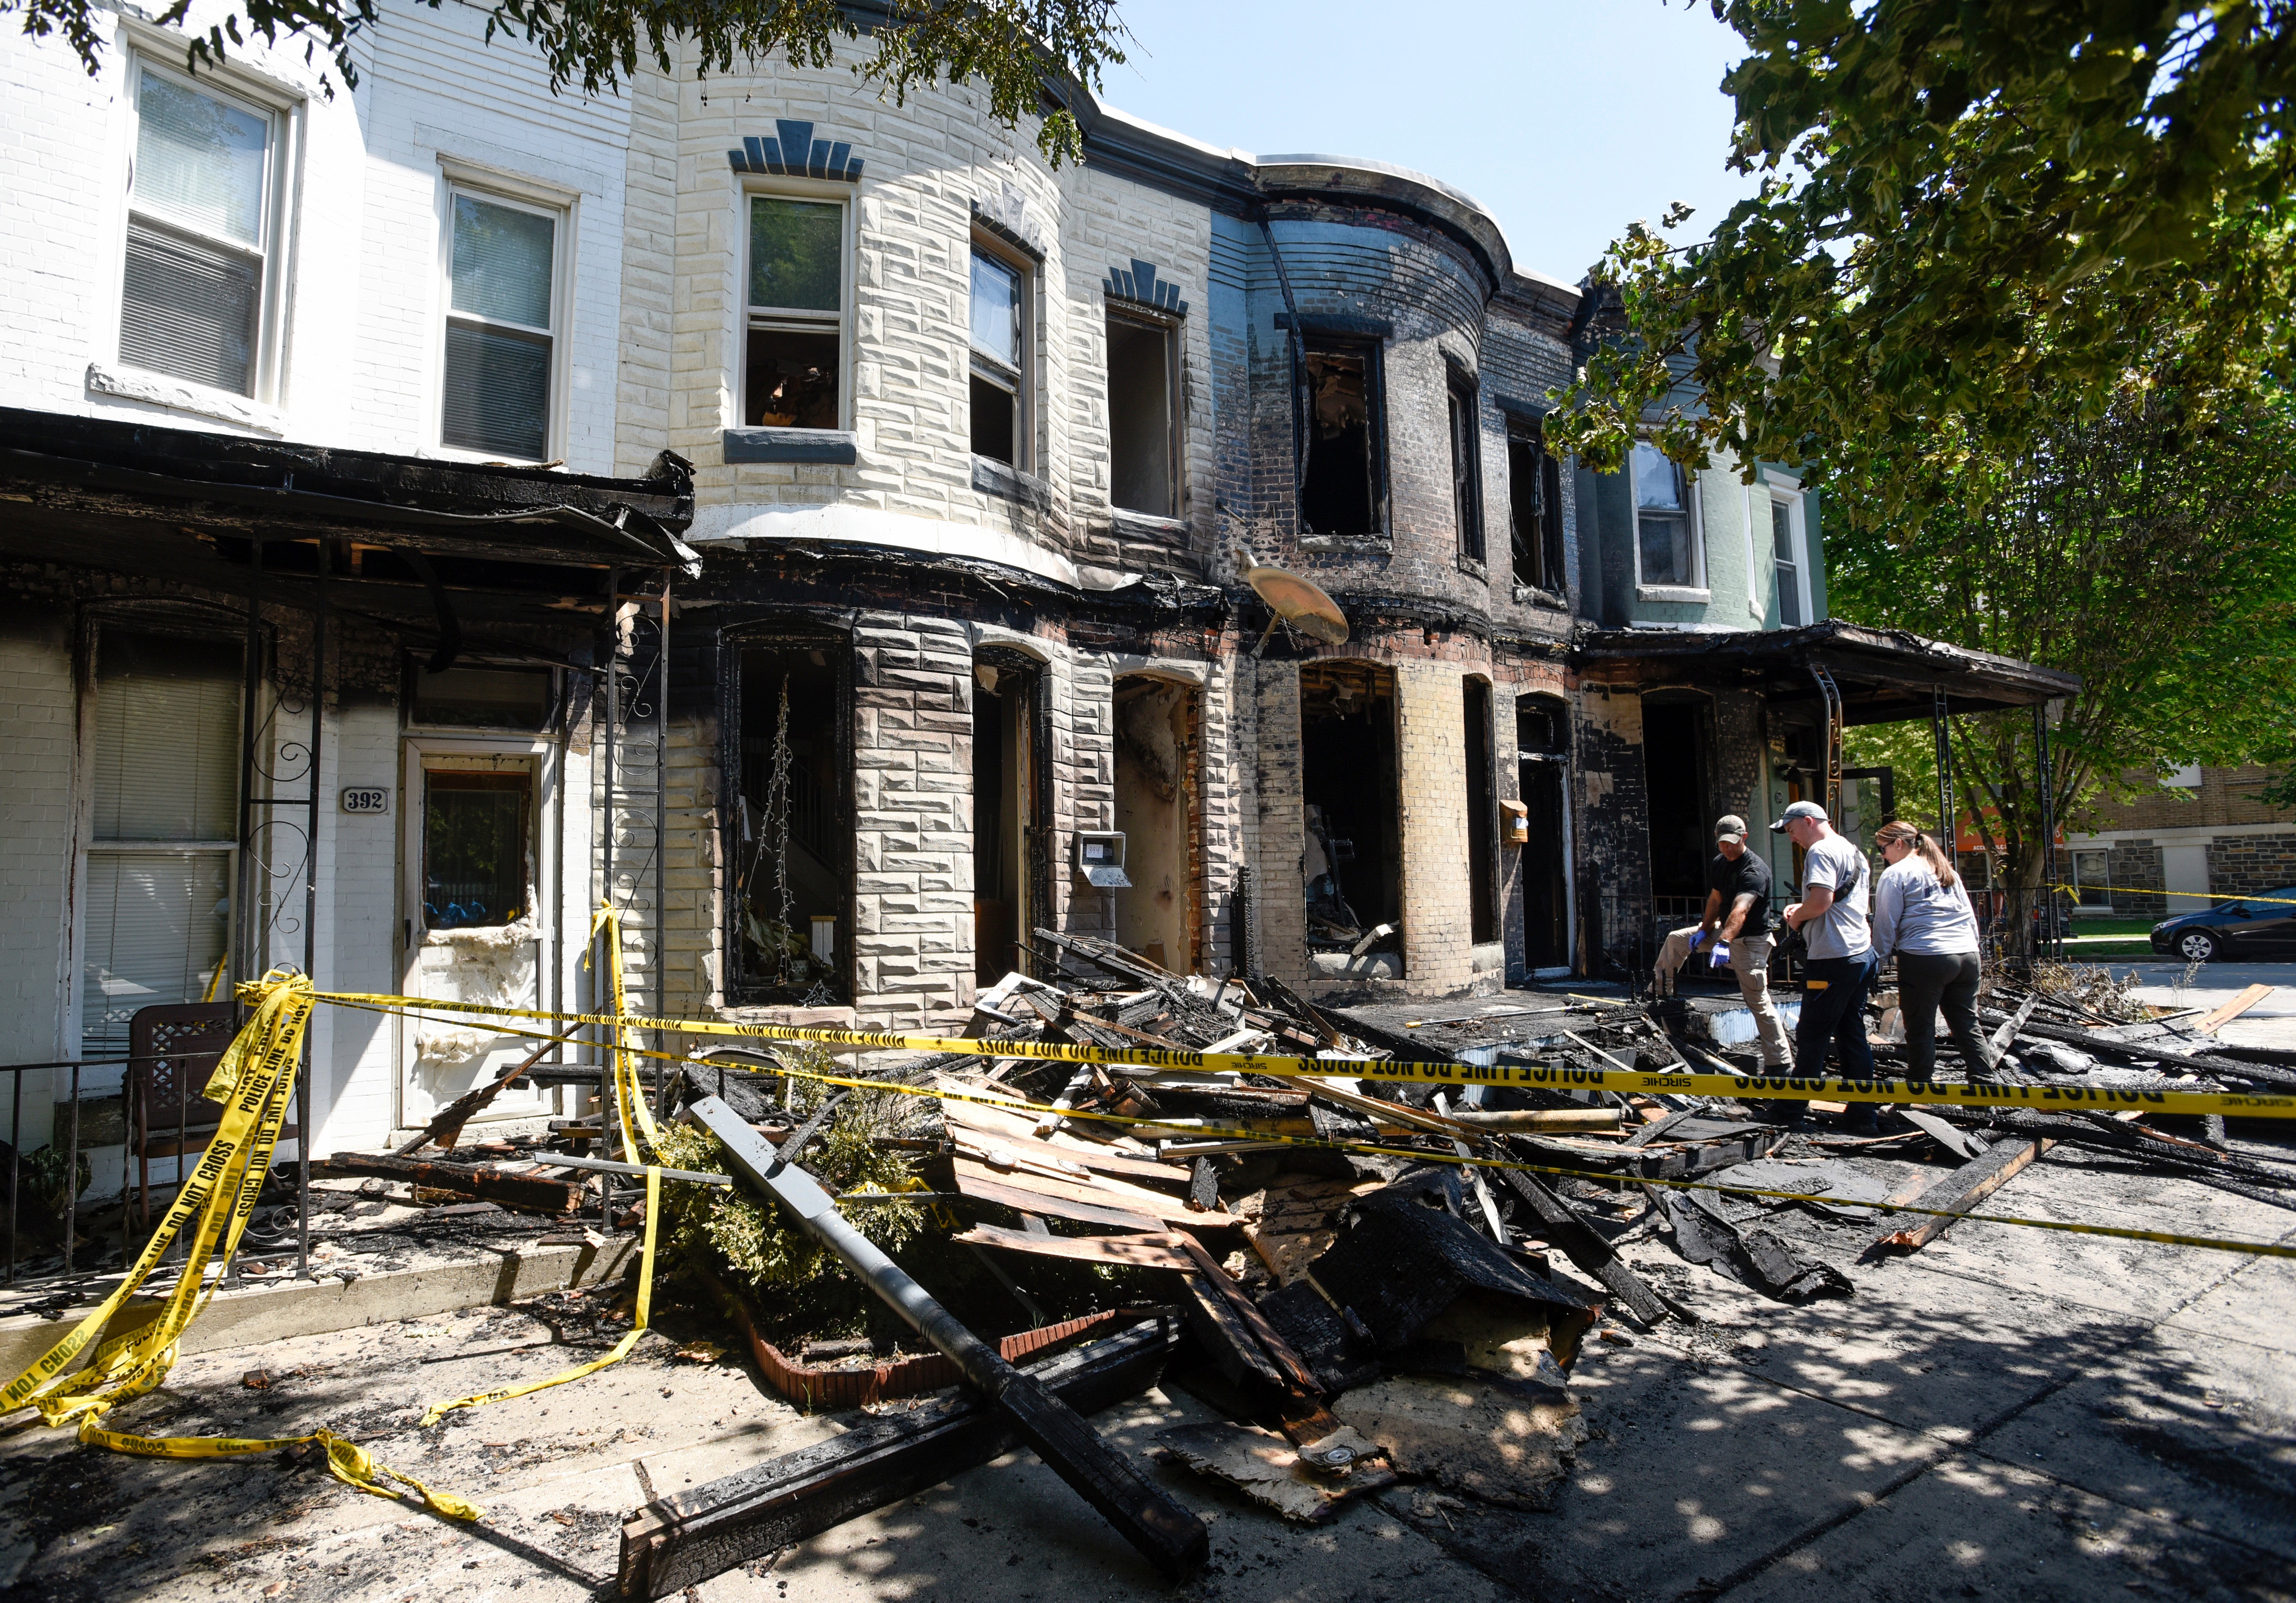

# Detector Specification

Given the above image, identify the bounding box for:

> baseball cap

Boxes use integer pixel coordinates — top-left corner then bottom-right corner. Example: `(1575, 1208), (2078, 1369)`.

(1769, 800), (1828, 832)
(1714, 815), (1748, 843)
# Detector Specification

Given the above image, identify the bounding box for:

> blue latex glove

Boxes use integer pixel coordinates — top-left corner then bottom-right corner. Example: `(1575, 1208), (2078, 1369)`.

(1686, 930), (1709, 954)
(1709, 940), (1732, 967)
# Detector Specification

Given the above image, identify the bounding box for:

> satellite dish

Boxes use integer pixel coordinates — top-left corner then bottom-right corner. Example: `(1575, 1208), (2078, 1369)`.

(1239, 546), (1349, 648)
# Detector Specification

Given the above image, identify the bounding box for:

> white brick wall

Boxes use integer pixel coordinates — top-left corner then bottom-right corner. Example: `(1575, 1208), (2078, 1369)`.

(0, 612), (79, 1142)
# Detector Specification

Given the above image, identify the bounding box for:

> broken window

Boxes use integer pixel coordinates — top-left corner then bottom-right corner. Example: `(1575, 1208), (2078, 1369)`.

(1508, 416), (1566, 594)
(1464, 677), (1497, 943)
(1632, 443), (1698, 588)
(1299, 338), (1380, 538)
(441, 188), (561, 460)
(973, 651), (1045, 985)
(733, 633), (852, 1001)
(1449, 375), (1483, 563)
(1516, 694), (1571, 970)
(1112, 676), (1198, 972)
(1106, 312), (1177, 517)
(79, 627), (241, 1056)
(746, 196), (845, 430)
(970, 245), (1027, 466)
(1770, 495), (1804, 625)
(121, 65), (278, 399)
(1299, 662), (1401, 967)
(421, 771), (529, 930)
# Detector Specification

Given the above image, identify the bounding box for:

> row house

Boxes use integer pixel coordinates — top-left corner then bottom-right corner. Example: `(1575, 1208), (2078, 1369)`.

(0, 2), (2072, 1187)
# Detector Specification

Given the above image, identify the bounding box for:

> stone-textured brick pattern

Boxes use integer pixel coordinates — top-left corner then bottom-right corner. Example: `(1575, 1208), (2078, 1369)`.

(2207, 834), (2296, 901)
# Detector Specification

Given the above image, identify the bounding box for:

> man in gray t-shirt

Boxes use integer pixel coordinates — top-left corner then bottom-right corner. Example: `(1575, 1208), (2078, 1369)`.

(1775, 801), (1881, 1132)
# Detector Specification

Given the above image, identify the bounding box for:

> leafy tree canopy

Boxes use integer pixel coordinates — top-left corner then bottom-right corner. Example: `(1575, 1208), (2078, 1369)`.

(1549, 1), (2296, 510)
(5, 0), (1127, 161)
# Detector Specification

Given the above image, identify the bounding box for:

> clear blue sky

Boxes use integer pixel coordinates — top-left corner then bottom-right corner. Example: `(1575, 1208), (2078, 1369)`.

(1099, 0), (1756, 287)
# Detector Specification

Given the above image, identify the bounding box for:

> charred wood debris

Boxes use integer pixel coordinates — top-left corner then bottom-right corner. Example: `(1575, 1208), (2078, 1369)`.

(329, 936), (2292, 1594)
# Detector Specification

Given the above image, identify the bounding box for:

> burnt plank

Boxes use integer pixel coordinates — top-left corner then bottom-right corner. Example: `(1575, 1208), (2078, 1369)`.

(311, 1151), (579, 1214)
(1871, 1138), (2055, 1254)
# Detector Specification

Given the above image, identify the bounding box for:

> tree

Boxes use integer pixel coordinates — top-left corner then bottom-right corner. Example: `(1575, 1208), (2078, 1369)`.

(1830, 389), (2296, 949)
(4, 0), (1128, 161)
(1546, 1), (2296, 511)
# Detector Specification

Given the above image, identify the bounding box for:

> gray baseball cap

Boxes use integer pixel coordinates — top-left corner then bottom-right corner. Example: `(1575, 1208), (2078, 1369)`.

(1769, 800), (1828, 832)
(1714, 815), (1748, 843)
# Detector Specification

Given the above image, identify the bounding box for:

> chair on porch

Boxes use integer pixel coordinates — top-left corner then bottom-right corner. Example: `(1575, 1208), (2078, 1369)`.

(127, 1002), (299, 1223)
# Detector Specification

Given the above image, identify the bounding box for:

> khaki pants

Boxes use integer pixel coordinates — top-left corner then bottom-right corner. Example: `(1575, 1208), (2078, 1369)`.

(1654, 927), (1793, 1067)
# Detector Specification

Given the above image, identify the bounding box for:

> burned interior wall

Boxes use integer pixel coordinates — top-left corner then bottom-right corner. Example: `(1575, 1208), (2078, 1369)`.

(1572, 680), (1652, 975)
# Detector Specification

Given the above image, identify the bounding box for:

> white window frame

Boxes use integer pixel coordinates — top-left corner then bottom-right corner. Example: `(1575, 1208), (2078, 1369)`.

(2069, 846), (2115, 913)
(738, 180), (854, 432)
(434, 164), (576, 463)
(111, 49), (300, 410)
(1103, 302), (1183, 520)
(969, 231), (1036, 473)
(1631, 442), (1707, 601)
(1767, 486), (1812, 626)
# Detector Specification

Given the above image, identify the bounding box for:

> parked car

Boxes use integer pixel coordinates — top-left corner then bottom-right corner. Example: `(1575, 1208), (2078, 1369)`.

(2151, 888), (2296, 962)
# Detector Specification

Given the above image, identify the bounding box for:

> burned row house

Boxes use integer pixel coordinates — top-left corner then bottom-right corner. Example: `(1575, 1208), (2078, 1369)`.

(0, 2), (2073, 1187)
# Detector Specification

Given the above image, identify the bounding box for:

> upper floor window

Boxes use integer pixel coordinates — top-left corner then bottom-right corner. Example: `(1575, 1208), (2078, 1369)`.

(1508, 415), (1566, 595)
(121, 66), (280, 399)
(970, 244), (1029, 466)
(1449, 373), (1483, 564)
(1300, 336), (1382, 538)
(747, 195), (845, 430)
(441, 189), (562, 460)
(1769, 493), (1805, 626)
(1106, 309), (1177, 517)
(1632, 442), (1700, 590)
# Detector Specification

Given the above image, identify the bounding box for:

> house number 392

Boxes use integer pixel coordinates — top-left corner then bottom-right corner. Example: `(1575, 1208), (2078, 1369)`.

(340, 786), (391, 814)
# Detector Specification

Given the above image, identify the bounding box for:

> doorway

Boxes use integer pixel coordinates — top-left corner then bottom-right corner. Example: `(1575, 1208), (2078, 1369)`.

(1299, 661), (1401, 962)
(1641, 696), (1715, 903)
(1112, 675), (1197, 971)
(1464, 677), (1498, 944)
(732, 631), (853, 1003)
(1516, 694), (1571, 971)
(973, 649), (1045, 986)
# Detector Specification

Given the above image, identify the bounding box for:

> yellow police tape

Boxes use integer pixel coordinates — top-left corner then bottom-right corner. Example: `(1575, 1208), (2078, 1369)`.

(2045, 882), (2296, 911)
(286, 983), (2296, 1120)
(0, 974), (481, 1522)
(316, 991), (2296, 1262)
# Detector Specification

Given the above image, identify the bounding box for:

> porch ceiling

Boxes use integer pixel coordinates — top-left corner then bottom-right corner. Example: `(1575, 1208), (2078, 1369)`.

(1575, 620), (2080, 725)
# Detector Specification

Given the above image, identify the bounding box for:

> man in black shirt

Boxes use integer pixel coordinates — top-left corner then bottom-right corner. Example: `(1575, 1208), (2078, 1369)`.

(1651, 814), (1794, 1066)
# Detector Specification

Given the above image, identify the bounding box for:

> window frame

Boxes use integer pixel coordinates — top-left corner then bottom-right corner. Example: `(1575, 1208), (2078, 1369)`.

(1448, 367), (1485, 570)
(1296, 332), (1389, 544)
(2069, 847), (2114, 913)
(1630, 441), (1706, 600)
(740, 181), (855, 434)
(1506, 412), (1565, 598)
(1767, 486), (1810, 626)
(115, 51), (298, 407)
(434, 173), (574, 464)
(969, 231), (1035, 472)
(1103, 302), (1182, 520)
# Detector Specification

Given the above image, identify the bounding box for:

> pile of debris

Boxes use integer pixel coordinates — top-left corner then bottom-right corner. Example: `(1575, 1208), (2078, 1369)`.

(291, 938), (2296, 1598)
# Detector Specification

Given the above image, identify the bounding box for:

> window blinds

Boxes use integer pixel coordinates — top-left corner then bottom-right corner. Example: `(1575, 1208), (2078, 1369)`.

(123, 71), (267, 396)
(443, 193), (555, 459)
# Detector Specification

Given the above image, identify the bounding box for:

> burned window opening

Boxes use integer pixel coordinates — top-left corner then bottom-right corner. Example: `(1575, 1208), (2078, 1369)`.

(972, 649), (1048, 986)
(1508, 418), (1565, 594)
(1299, 661), (1400, 964)
(1464, 677), (1498, 944)
(1106, 312), (1177, 519)
(1450, 376), (1483, 564)
(1299, 339), (1380, 539)
(1642, 696), (1716, 903)
(731, 629), (852, 1003)
(1112, 675), (1198, 973)
(1517, 693), (1571, 971)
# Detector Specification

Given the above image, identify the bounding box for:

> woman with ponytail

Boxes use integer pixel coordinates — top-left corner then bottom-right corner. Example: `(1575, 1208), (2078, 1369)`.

(1873, 819), (1987, 1076)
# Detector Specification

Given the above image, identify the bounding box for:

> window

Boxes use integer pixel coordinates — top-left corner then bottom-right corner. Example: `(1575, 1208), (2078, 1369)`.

(1300, 338), (1381, 538)
(1508, 416), (1565, 593)
(1464, 678), (1497, 942)
(970, 245), (1027, 465)
(1449, 374), (1483, 563)
(747, 196), (846, 430)
(2070, 848), (2113, 912)
(1632, 442), (1699, 589)
(80, 629), (240, 1055)
(441, 189), (561, 459)
(2162, 763), (2203, 788)
(1770, 495), (1804, 625)
(121, 66), (279, 398)
(734, 632), (853, 1002)
(422, 771), (529, 930)
(410, 663), (555, 730)
(1105, 311), (1177, 517)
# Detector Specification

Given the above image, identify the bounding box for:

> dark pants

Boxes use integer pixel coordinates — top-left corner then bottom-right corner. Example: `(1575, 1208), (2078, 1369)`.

(1797, 951), (1880, 1080)
(1897, 950), (1985, 1076)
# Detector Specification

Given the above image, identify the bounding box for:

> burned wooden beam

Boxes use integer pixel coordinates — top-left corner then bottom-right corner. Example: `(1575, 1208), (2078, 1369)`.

(685, 1095), (1208, 1581)
(617, 1314), (1183, 1599)
(311, 1151), (580, 1214)
(1870, 1138), (2055, 1255)
(1492, 1168), (1672, 1328)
